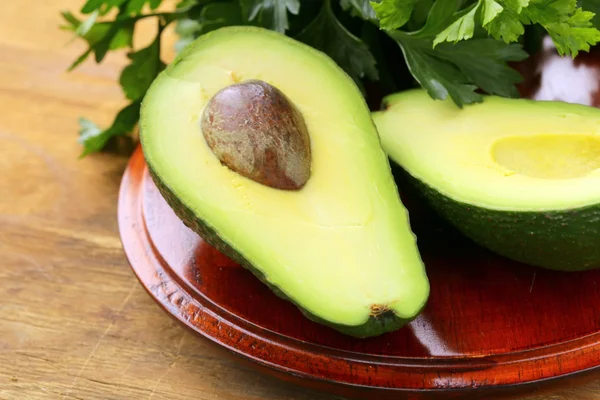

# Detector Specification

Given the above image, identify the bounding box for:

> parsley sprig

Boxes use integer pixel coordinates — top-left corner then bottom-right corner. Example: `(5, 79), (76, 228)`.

(62, 0), (600, 156)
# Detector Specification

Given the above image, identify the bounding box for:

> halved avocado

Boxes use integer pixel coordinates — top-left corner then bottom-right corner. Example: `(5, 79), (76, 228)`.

(139, 27), (429, 338)
(373, 89), (600, 271)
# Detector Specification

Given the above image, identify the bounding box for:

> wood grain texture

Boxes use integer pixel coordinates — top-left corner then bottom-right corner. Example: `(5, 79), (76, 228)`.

(0, 1), (599, 399)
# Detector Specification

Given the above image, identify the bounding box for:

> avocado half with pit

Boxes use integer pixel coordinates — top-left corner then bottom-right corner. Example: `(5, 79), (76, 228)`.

(372, 89), (600, 272)
(139, 27), (429, 338)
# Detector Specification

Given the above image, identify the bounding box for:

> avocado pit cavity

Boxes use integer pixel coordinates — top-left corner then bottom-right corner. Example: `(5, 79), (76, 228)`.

(492, 134), (600, 179)
(201, 79), (311, 190)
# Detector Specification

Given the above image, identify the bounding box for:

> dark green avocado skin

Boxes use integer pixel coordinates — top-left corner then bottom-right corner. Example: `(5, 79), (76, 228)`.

(147, 166), (425, 338)
(402, 169), (600, 272)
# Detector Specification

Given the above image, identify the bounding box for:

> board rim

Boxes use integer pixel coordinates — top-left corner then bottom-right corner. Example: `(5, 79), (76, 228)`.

(118, 145), (600, 398)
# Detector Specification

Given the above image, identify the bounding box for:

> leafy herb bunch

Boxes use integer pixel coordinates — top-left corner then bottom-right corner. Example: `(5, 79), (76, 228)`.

(62, 0), (600, 156)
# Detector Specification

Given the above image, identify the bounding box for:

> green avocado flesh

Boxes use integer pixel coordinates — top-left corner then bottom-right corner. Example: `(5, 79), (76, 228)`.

(372, 89), (600, 271)
(139, 27), (429, 337)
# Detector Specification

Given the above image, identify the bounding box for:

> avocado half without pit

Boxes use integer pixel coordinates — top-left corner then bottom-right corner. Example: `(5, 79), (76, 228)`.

(373, 89), (600, 272)
(139, 26), (430, 338)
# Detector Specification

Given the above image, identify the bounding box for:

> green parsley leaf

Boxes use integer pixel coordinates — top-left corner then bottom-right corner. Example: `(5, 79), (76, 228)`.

(241, 0), (300, 33)
(81, 0), (128, 15)
(78, 101), (140, 157)
(81, 0), (108, 13)
(545, 8), (600, 56)
(75, 20), (166, 156)
(174, 2), (243, 52)
(61, 11), (133, 49)
(61, 11), (135, 70)
(77, 10), (100, 36)
(81, 0), (164, 16)
(197, 2), (243, 33)
(511, 0), (530, 12)
(521, 0), (600, 57)
(390, 31), (527, 106)
(435, 38), (528, 97)
(342, 0), (377, 21)
(428, 0), (600, 56)
(579, 0), (600, 25)
(482, 0), (525, 42)
(409, 0), (436, 28)
(371, 0), (419, 30)
(522, 0), (575, 24)
(68, 49), (94, 71)
(412, 0), (462, 39)
(433, 1), (480, 46)
(296, 0), (378, 88)
(482, 0), (504, 25)
(395, 36), (482, 106)
(78, 118), (102, 148)
(93, 21), (133, 62)
(176, 0), (200, 9)
(125, 0), (162, 14)
(119, 32), (166, 101)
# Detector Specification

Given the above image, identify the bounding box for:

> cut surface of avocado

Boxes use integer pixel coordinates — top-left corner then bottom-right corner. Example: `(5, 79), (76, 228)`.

(372, 89), (600, 271)
(139, 27), (429, 337)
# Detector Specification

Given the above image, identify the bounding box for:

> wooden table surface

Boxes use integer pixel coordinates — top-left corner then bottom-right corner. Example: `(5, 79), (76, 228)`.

(1, 1), (600, 399)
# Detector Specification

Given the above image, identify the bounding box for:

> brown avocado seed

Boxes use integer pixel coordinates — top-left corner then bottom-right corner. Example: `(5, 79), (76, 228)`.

(201, 79), (312, 190)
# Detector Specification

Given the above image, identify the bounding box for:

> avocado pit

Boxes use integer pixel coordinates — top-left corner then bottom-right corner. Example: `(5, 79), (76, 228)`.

(201, 79), (311, 190)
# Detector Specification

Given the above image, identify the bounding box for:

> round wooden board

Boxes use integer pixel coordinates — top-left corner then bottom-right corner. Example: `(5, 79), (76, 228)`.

(119, 43), (600, 399)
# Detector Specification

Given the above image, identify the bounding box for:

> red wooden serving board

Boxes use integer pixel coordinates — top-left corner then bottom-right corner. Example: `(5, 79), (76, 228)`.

(118, 43), (600, 399)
